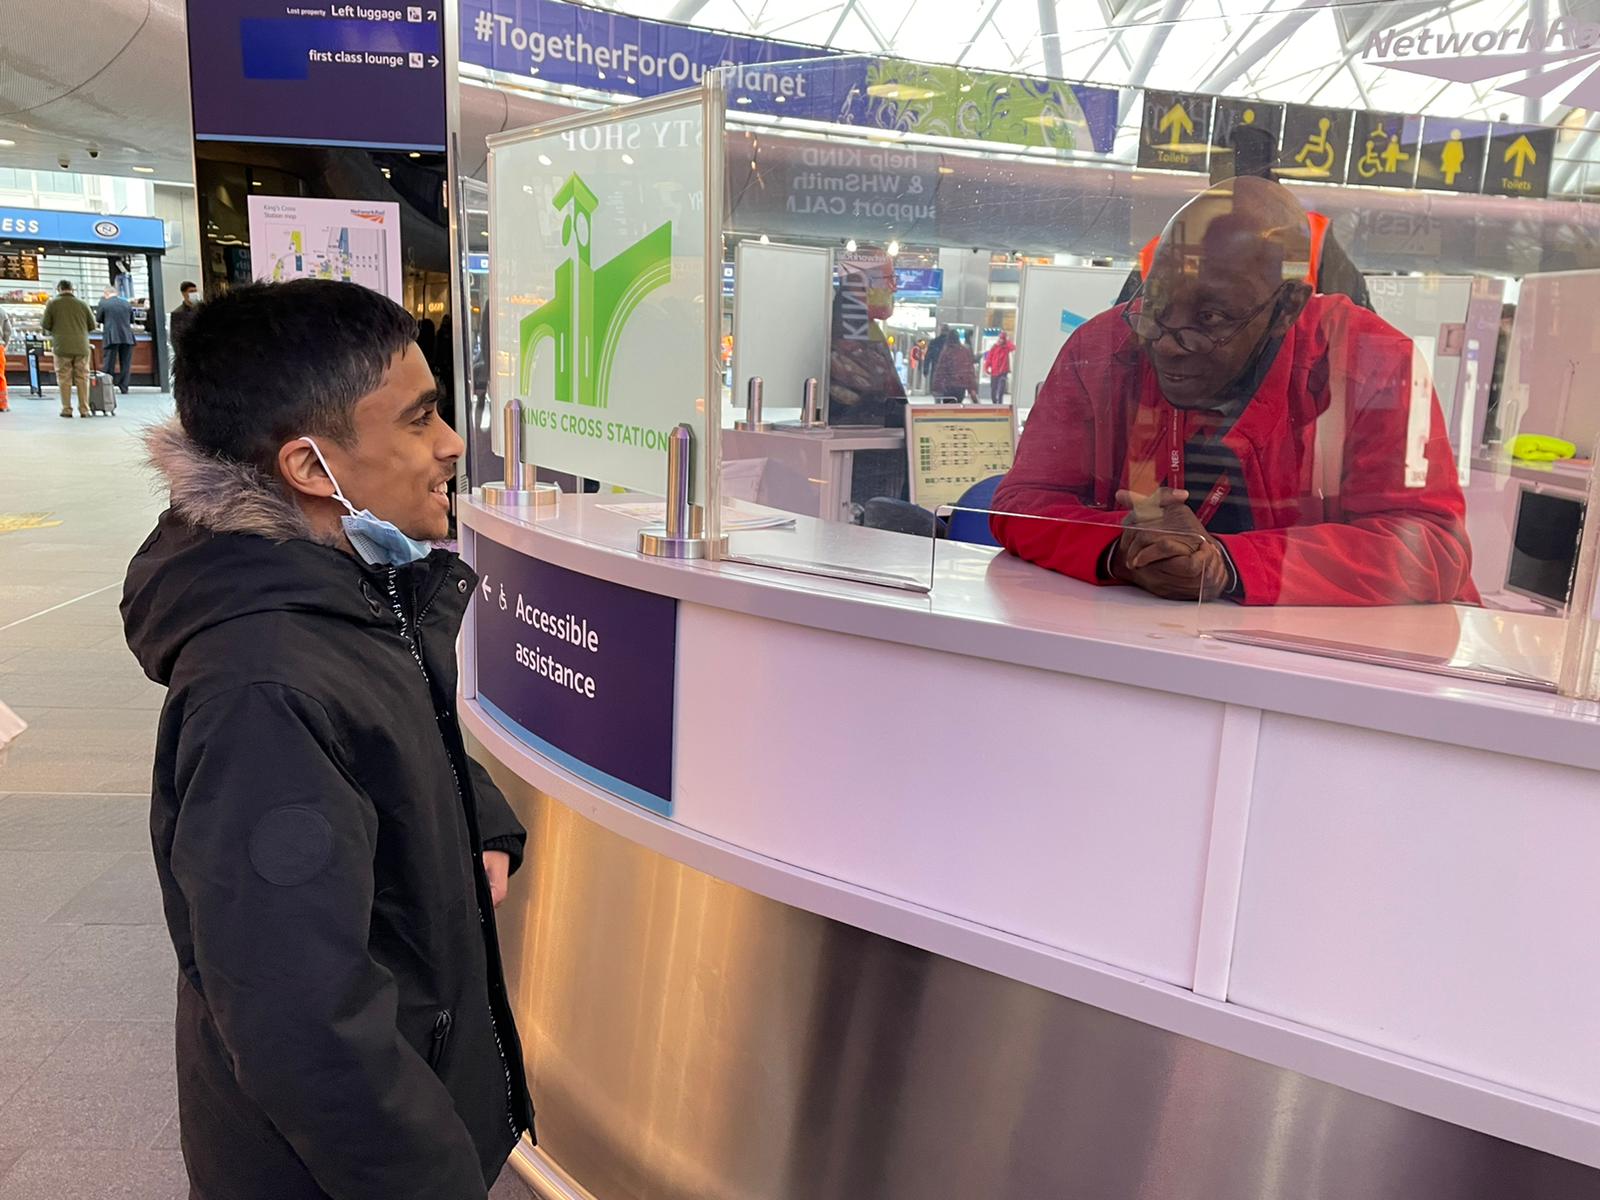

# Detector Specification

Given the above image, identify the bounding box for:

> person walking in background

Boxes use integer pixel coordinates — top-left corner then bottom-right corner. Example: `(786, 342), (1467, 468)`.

(931, 328), (978, 402)
(0, 307), (12, 412)
(41, 279), (95, 418)
(985, 330), (1015, 405)
(97, 286), (136, 394)
(923, 326), (948, 390)
(169, 280), (200, 357)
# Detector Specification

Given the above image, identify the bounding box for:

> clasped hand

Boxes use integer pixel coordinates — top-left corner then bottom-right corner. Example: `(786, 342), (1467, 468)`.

(1108, 487), (1230, 601)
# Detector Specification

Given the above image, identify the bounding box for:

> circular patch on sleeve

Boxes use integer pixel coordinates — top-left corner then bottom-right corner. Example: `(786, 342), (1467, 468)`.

(248, 806), (336, 887)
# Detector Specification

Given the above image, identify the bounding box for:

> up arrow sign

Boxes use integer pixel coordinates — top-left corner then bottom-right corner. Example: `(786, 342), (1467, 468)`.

(1505, 133), (1537, 178)
(481, 576), (492, 602)
(1158, 102), (1195, 146)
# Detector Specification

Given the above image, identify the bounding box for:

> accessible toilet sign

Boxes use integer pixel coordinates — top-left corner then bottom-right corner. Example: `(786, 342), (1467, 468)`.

(472, 537), (677, 815)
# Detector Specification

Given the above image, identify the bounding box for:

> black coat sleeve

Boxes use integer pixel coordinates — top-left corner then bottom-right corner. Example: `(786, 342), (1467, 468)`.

(171, 683), (488, 1200)
(465, 756), (526, 874)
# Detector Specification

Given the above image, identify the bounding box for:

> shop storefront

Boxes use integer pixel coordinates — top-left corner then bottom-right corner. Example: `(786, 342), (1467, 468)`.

(0, 206), (169, 393)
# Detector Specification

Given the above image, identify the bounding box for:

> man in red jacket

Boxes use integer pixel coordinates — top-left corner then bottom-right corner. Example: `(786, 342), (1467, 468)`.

(992, 177), (1476, 607)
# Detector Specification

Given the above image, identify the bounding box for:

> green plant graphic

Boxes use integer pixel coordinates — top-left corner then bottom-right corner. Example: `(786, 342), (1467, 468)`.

(862, 62), (1084, 151)
(520, 173), (673, 409)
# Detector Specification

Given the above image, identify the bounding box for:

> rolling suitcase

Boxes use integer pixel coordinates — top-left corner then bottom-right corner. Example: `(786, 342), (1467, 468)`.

(89, 371), (116, 416)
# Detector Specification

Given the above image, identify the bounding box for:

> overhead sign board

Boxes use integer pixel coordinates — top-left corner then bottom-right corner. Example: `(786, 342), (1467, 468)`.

(1277, 105), (1351, 182)
(1210, 98), (1282, 160)
(1484, 123), (1555, 198)
(1347, 110), (1421, 188)
(463, 0), (1119, 154)
(186, 0), (447, 150)
(1415, 117), (1489, 193)
(473, 538), (678, 815)
(1138, 91), (1213, 172)
(0, 207), (166, 251)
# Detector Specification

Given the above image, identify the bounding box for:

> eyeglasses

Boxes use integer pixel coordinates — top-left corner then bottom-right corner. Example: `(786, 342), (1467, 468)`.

(1122, 285), (1284, 354)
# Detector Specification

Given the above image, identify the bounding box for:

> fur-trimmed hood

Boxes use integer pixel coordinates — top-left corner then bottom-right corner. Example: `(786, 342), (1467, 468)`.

(122, 421), (392, 686)
(142, 418), (327, 544)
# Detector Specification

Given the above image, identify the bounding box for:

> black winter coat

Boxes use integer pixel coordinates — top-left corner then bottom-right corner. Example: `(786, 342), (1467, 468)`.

(122, 423), (534, 1199)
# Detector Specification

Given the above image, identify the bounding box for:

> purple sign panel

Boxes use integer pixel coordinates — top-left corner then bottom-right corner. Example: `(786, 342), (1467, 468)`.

(471, 537), (677, 815)
(186, 0), (447, 150)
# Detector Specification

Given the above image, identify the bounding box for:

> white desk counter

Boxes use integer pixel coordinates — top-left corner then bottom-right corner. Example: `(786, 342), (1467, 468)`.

(460, 495), (1600, 1199)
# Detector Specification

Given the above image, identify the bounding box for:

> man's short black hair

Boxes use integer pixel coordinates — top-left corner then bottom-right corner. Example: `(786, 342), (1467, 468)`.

(180, 281), (197, 293)
(57, 280), (72, 291)
(176, 280), (417, 474)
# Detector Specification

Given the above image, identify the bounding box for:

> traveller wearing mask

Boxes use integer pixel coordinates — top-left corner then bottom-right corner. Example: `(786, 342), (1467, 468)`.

(121, 279), (534, 1199)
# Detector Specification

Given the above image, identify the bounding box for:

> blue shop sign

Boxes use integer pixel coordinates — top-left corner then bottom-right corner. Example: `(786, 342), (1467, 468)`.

(0, 207), (165, 251)
(472, 537), (678, 815)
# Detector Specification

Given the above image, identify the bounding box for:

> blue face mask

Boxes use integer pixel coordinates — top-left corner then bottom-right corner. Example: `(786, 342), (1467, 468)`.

(299, 437), (434, 567)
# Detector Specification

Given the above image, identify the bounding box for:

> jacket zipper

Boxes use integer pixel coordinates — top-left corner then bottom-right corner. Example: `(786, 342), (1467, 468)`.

(427, 1009), (453, 1070)
(385, 566), (521, 1140)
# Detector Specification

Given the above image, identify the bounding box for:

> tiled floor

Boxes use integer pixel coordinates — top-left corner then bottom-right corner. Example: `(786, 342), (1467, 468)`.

(0, 393), (531, 1198)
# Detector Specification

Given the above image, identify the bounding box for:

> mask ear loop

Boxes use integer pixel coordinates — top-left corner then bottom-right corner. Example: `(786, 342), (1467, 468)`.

(298, 437), (359, 518)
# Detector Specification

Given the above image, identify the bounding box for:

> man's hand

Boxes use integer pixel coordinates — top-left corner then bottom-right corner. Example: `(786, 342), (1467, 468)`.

(1110, 487), (1231, 601)
(482, 850), (511, 909)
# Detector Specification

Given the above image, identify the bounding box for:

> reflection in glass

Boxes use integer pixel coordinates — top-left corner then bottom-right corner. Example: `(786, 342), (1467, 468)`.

(993, 176), (1477, 607)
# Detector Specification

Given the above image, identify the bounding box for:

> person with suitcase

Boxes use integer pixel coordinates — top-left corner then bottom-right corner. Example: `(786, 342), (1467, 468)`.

(41, 280), (96, 418)
(96, 286), (137, 394)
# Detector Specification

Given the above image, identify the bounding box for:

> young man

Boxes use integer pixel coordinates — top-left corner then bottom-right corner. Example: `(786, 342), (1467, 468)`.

(984, 330), (1014, 405)
(41, 279), (95, 417)
(993, 177), (1475, 607)
(168, 280), (200, 356)
(122, 280), (534, 1199)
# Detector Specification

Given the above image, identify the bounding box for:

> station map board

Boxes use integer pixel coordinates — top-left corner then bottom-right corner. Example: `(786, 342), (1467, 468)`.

(906, 405), (1019, 512)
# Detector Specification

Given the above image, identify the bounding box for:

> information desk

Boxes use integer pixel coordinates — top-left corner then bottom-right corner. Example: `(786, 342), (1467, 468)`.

(459, 495), (1600, 1200)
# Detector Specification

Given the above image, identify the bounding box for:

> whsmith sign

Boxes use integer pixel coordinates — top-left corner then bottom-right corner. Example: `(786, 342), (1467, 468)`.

(1363, 17), (1600, 109)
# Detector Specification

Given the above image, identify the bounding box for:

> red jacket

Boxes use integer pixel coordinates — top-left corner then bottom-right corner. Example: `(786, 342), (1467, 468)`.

(992, 295), (1478, 607)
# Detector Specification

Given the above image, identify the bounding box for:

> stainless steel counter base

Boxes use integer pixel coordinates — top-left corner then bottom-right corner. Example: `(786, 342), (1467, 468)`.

(478, 757), (1598, 1200)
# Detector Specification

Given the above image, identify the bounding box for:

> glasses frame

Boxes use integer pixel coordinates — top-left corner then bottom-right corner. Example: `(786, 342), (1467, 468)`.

(1122, 283), (1286, 354)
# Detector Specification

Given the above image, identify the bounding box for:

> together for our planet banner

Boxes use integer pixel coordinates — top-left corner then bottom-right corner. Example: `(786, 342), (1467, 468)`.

(460, 0), (1120, 155)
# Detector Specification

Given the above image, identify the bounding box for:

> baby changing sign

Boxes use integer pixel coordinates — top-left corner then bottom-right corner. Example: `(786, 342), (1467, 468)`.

(472, 537), (678, 815)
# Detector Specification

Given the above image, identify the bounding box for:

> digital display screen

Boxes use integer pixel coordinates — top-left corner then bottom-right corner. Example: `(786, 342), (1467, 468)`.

(186, 0), (447, 150)
(1508, 489), (1585, 607)
(906, 406), (1018, 512)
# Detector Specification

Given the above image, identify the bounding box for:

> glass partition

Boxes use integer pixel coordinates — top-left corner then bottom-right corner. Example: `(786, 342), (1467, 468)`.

(477, 88), (723, 553)
(700, 46), (1600, 694)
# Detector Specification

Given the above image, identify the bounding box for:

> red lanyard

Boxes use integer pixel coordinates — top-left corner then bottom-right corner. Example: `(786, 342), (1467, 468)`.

(1167, 407), (1230, 527)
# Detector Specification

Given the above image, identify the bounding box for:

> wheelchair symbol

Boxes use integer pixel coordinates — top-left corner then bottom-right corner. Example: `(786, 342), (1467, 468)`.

(1294, 117), (1335, 176)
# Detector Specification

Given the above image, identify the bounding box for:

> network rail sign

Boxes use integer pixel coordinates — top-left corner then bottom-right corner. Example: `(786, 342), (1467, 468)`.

(1363, 17), (1600, 109)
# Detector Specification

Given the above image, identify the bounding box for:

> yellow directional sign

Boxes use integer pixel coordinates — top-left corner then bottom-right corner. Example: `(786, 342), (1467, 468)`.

(1158, 102), (1195, 146)
(1276, 105), (1351, 181)
(1137, 90), (1213, 173)
(1345, 110), (1420, 188)
(1416, 116), (1488, 193)
(1485, 123), (1554, 198)
(1505, 133), (1537, 178)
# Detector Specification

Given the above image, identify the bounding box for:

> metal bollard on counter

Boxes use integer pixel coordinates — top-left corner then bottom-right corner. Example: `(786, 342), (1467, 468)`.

(734, 376), (771, 432)
(638, 423), (727, 560)
(480, 398), (558, 512)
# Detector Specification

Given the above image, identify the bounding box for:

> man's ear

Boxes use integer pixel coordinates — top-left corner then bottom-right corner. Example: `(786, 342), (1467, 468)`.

(1271, 280), (1312, 336)
(277, 439), (337, 502)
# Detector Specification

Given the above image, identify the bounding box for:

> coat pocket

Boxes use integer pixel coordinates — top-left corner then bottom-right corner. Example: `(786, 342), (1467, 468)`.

(426, 1009), (453, 1071)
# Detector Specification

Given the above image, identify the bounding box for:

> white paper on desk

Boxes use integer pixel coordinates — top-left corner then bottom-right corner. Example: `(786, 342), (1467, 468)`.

(598, 501), (797, 531)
